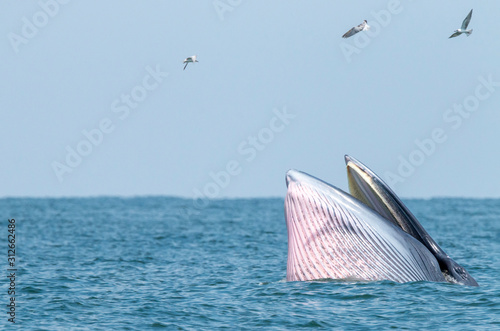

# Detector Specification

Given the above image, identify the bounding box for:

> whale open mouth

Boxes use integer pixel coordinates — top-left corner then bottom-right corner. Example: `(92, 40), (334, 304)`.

(284, 156), (478, 286)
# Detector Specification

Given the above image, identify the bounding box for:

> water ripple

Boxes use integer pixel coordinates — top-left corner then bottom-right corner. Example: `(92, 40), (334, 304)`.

(0, 197), (498, 329)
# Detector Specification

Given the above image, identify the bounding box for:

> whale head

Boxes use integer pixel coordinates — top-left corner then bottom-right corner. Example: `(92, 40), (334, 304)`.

(284, 168), (445, 284)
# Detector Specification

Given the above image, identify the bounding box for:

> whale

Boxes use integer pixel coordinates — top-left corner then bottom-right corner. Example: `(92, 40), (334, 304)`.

(284, 155), (478, 286)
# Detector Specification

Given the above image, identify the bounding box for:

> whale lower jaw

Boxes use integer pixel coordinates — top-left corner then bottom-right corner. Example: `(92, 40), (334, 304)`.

(285, 170), (446, 284)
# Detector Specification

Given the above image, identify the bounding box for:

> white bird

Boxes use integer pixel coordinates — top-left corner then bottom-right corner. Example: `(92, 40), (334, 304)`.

(183, 55), (198, 70)
(449, 9), (473, 38)
(342, 20), (370, 38)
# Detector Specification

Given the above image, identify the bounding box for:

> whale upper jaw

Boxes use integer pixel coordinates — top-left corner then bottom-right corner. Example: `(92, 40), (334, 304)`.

(284, 169), (446, 284)
(344, 155), (478, 287)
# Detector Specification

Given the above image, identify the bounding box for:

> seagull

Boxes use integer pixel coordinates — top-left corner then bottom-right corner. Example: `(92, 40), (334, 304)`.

(183, 55), (198, 70)
(342, 20), (370, 38)
(449, 9), (473, 38)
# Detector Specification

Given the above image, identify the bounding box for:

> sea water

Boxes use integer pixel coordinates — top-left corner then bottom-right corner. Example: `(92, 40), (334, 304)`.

(1, 197), (499, 330)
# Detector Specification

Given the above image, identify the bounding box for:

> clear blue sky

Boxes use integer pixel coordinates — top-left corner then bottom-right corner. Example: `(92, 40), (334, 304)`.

(2, 1), (499, 199)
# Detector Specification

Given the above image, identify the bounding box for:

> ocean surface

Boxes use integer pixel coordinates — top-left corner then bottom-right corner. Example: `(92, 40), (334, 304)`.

(1, 197), (499, 330)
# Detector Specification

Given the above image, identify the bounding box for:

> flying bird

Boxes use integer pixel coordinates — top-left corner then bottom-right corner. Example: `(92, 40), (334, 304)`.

(183, 55), (198, 70)
(449, 9), (473, 38)
(342, 20), (370, 38)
